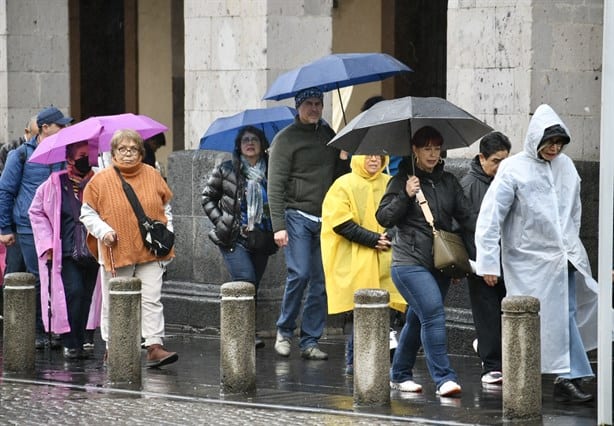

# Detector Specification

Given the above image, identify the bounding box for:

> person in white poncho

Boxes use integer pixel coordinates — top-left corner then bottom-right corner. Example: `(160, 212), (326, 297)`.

(475, 104), (598, 404)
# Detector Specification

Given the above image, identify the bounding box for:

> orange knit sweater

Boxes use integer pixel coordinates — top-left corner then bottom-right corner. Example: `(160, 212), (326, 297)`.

(83, 160), (174, 270)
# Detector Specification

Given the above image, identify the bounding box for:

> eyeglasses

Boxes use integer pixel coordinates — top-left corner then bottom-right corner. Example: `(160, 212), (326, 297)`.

(241, 136), (260, 144)
(117, 146), (140, 155)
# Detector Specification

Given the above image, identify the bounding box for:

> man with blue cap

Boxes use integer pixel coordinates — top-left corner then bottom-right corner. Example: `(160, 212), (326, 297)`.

(267, 87), (349, 360)
(0, 105), (72, 349)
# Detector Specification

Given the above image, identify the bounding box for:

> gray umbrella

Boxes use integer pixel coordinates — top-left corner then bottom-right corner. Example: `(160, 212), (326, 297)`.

(328, 96), (493, 156)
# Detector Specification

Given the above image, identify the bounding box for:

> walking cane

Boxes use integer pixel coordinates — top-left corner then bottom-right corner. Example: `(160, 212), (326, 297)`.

(46, 257), (53, 359)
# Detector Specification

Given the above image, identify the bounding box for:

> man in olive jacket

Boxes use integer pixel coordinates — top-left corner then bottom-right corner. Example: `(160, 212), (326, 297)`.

(268, 87), (348, 360)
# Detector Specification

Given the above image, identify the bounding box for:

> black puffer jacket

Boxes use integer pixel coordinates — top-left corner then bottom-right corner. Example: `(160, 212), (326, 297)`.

(376, 158), (475, 268)
(459, 155), (492, 259)
(202, 157), (245, 249)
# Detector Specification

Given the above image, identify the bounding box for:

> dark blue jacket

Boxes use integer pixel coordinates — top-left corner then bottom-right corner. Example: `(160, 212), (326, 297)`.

(0, 138), (63, 234)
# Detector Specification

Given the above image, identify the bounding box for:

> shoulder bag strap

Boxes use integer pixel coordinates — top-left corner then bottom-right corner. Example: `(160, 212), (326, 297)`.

(113, 166), (148, 223)
(414, 189), (437, 234)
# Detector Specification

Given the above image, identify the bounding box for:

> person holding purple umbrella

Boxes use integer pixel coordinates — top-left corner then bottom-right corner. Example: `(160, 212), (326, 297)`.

(29, 141), (99, 360)
(80, 129), (178, 369)
(202, 126), (277, 348)
(0, 105), (72, 350)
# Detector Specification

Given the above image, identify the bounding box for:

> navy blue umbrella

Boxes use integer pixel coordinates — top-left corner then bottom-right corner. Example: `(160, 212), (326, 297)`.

(262, 53), (412, 123)
(199, 106), (296, 152)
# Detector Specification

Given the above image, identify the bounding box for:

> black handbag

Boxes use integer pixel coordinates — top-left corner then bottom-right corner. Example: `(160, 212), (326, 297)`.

(246, 227), (278, 255)
(67, 183), (97, 266)
(415, 190), (471, 278)
(114, 167), (175, 257)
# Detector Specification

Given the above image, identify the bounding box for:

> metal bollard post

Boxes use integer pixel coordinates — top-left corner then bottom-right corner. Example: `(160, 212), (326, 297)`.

(220, 281), (256, 395)
(109, 277), (142, 386)
(502, 295), (541, 421)
(353, 288), (390, 407)
(2, 273), (36, 373)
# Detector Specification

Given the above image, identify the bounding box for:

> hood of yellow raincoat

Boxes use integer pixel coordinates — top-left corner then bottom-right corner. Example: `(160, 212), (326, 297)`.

(350, 155), (389, 181)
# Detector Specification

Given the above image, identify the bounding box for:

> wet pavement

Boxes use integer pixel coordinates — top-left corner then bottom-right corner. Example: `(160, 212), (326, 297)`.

(0, 326), (605, 425)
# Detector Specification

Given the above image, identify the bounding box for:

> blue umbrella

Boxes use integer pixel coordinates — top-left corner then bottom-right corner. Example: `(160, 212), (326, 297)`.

(199, 106), (297, 152)
(262, 53), (412, 123)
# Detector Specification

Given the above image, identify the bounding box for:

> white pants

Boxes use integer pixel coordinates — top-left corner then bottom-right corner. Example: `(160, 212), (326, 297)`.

(100, 261), (166, 347)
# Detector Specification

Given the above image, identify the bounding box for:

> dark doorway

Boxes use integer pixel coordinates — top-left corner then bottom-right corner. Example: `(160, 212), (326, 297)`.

(382, 0), (447, 99)
(69, 0), (137, 121)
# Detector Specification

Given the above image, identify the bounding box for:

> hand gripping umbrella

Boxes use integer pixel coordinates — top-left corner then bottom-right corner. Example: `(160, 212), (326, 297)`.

(263, 52), (412, 124)
(327, 96), (494, 156)
(200, 106), (296, 152)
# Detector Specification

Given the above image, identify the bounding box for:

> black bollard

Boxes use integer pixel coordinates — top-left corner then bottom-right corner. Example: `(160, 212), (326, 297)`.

(109, 277), (142, 386)
(3, 273), (36, 373)
(220, 281), (256, 395)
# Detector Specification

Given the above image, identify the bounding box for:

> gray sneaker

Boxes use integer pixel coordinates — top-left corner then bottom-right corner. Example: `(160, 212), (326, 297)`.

(301, 345), (328, 360)
(274, 332), (291, 357)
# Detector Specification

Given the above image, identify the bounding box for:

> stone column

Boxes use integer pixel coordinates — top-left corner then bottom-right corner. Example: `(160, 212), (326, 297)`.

(502, 295), (541, 421)
(353, 289), (390, 407)
(220, 281), (255, 395)
(109, 277), (142, 386)
(2, 273), (36, 373)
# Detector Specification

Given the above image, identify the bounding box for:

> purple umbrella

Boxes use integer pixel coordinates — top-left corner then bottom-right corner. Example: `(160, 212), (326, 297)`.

(28, 113), (167, 164)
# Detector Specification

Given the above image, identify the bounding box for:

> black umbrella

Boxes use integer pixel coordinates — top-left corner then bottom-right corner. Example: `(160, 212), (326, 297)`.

(328, 96), (493, 156)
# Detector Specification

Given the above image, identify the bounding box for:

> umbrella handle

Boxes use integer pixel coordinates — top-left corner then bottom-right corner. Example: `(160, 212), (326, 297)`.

(336, 86), (347, 125)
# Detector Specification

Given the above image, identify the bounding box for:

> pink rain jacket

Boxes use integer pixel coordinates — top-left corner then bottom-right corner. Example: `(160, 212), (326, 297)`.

(29, 170), (101, 333)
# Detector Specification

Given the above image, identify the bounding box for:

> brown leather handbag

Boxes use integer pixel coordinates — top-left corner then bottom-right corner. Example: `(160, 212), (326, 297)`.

(415, 190), (471, 278)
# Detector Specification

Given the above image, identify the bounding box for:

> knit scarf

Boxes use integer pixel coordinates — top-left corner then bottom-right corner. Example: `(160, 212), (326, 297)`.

(240, 156), (266, 230)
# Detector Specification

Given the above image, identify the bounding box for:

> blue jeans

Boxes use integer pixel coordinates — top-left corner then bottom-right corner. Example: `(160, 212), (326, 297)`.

(60, 257), (98, 349)
(18, 233), (44, 334)
(557, 271), (594, 380)
(390, 265), (457, 388)
(220, 240), (269, 298)
(276, 210), (327, 350)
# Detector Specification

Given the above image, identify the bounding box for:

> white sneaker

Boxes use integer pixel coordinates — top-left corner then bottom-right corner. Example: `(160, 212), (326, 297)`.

(472, 338), (478, 354)
(436, 380), (462, 397)
(390, 380), (423, 393)
(481, 371), (503, 384)
(274, 332), (291, 357)
(389, 329), (398, 350)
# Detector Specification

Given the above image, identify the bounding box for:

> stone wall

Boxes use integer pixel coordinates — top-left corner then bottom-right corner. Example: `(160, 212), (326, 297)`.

(447, 0), (603, 161)
(184, 0), (334, 150)
(0, 0), (71, 142)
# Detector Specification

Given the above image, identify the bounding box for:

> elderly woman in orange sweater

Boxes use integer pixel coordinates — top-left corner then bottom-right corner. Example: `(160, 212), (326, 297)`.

(80, 129), (178, 368)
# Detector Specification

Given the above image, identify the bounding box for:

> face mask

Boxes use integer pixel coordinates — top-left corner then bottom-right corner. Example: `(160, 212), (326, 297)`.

(73, 156), (92, 175)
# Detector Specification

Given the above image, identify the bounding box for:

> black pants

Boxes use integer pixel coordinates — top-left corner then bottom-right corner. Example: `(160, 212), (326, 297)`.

(467, 274), (506, 375)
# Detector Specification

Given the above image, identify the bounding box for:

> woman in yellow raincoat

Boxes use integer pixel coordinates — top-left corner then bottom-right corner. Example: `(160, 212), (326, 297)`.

(321, 154), (406, 374)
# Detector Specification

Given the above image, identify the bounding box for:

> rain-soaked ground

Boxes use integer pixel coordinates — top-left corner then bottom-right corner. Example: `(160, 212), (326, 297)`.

(0, 327), (605, 425)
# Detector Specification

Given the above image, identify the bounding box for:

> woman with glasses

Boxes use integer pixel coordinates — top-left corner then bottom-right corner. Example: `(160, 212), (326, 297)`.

(29, 141), (99, 360)
(475, 104), (598, 403)
(376, 126), (475, 397)
(202, 126), (276, 349)
(80, 129), (178, 368)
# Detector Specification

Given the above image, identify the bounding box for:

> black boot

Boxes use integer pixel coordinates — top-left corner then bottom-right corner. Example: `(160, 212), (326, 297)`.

(553, 378), (593, 403)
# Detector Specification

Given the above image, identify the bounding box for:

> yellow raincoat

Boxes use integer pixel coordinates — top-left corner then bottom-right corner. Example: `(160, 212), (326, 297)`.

(321, 155), (406, 314)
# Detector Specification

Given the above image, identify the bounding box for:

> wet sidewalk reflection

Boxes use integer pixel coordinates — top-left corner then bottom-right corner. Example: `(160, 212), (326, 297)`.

(0, 328), (601, 425)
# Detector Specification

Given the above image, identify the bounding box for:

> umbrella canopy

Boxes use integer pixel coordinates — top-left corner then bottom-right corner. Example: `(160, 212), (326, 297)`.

(29, 113), (167, 164)
(262, 53), (412, 101)
(328, 96), (494, 156)
(199, 106), (296, 152)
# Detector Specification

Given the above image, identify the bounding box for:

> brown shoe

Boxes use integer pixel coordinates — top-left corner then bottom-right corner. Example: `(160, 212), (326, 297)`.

(146, 344), (178, 368)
